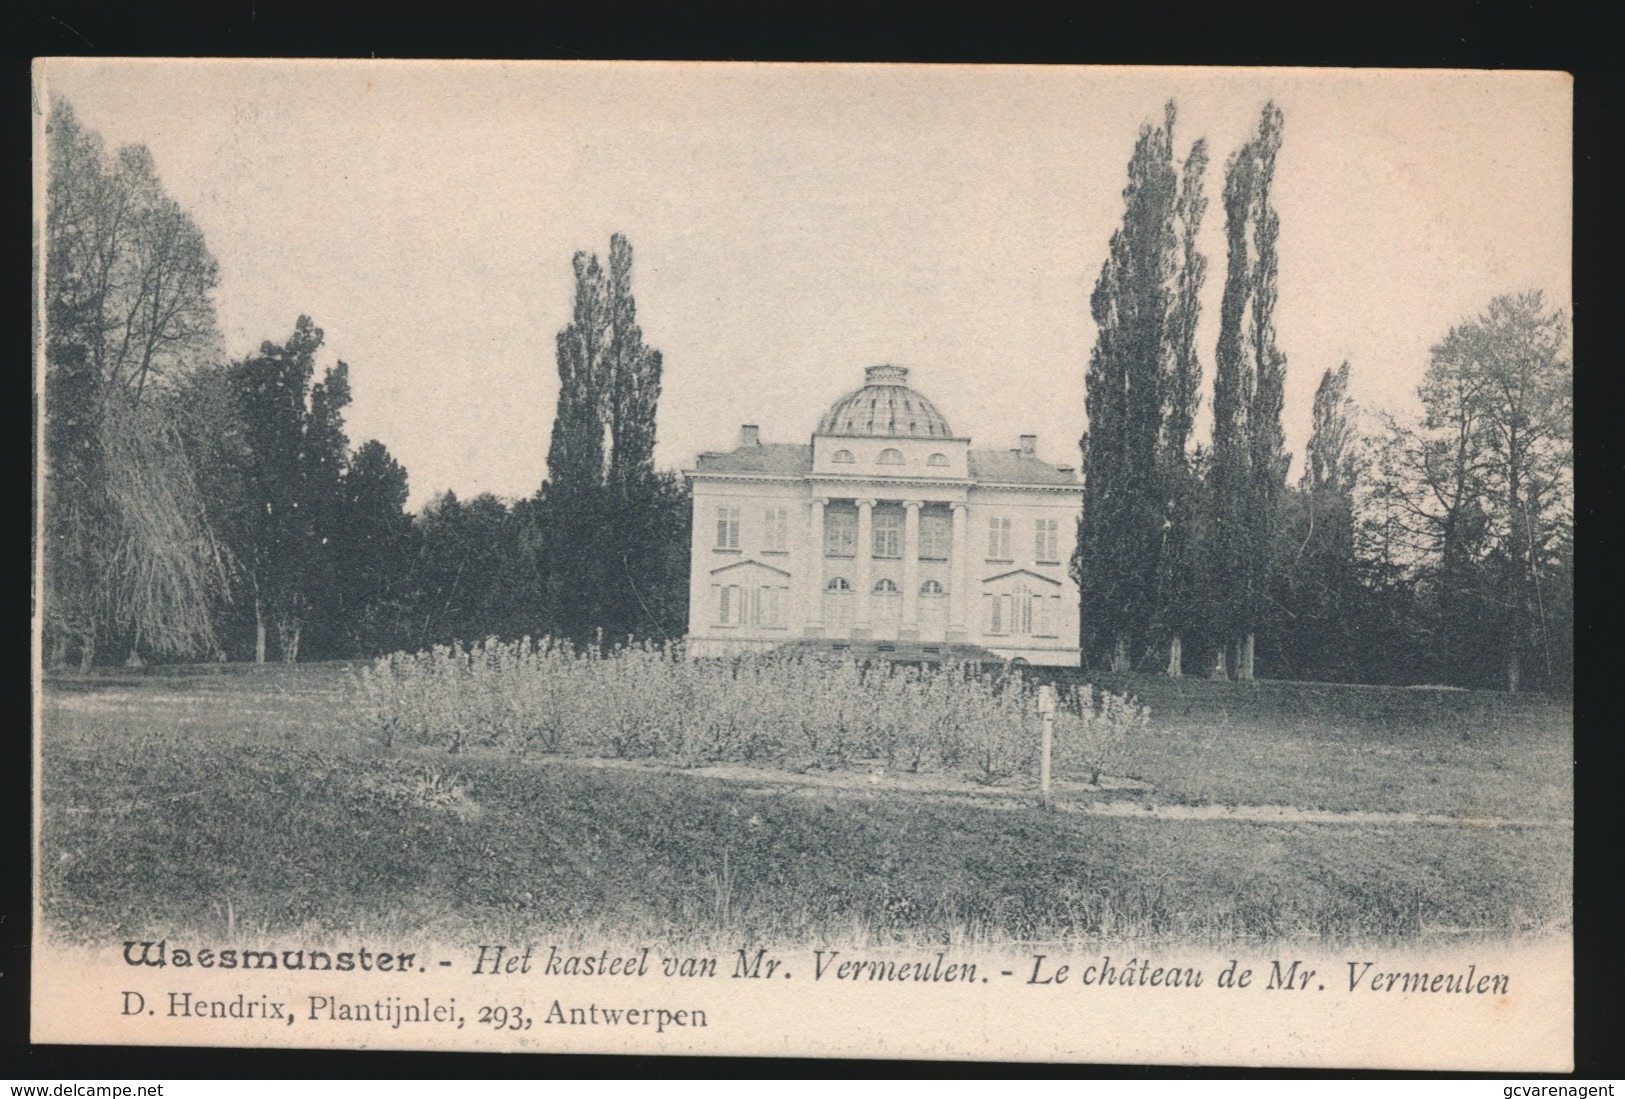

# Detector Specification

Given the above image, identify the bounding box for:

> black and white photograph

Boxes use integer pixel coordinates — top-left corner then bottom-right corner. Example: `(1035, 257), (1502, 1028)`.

(30, 60), (1573, 1069)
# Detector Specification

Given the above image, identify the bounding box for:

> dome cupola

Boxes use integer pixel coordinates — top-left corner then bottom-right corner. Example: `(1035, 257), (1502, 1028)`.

(816, 365), (955, 439)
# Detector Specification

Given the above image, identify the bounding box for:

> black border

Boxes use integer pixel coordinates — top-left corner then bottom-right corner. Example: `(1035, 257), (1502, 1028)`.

(10, 0), (1619, 1081)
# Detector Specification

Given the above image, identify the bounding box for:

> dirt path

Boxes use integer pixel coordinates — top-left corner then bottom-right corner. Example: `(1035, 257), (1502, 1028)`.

(565, 756), (1572, 829)
(1068, 800), (1570, 829)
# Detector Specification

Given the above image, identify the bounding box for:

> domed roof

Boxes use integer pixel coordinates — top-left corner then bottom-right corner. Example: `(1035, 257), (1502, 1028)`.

(817, 365), (955, 439)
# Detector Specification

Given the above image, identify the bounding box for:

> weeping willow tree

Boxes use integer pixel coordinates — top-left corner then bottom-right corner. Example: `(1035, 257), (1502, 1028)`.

(92, 396), (231, 665)
(42, 97), (230, 668)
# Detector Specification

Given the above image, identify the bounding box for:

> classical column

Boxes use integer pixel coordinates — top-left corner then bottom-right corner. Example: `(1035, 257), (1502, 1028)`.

(947, 502), (969, 642)
(804, 496), (827, 637)
(853, 498), (874, 639)
(901, 500), (921, 641)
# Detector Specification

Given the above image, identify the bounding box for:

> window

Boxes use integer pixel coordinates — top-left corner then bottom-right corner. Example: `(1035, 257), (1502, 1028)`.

(919, 513), (950, 559)
(927, 452), (949, 468)
(873, 511), (902, 557)
(877, 447), (904, 466)
(826, 511), (856, 556)
(715, 507), (740, 550)
(764, 506), (789, 552)
(987, 583), (1050, 636)
(1033, 594), (1052, 636)
(832, 449), (855, 464)
(721, 583), (786, 627)
(874, 578), (899, 593)
(755, 586), (784, 627)
(920, 579), (945, 595)
(826, 576), (850, 591)
(987, 515), (1012, 558)
(1035, 518), (1059, 562)
(718, 584), (741, 625)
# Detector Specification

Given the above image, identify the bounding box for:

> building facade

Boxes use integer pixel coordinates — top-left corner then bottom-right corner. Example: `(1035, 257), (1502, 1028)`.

(683, 365), (1083, 665)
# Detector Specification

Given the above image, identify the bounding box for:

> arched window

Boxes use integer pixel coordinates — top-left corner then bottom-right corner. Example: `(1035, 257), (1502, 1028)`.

(877, 448), (904, 465)
(920, 579), (945, 595)
(832, 449), (855, 464)
(926, 452), (949, 467)
(825, 577), (850, 591)
(873, 578), (899, 594)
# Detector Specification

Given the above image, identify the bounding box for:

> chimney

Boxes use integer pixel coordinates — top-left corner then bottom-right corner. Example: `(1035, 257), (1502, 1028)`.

(740, 424), (760, 448)
(1019, 434), (1037, 458)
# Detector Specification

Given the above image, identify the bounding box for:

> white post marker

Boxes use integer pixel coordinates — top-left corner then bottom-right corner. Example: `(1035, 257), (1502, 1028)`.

(1037, 683), (1055, 810)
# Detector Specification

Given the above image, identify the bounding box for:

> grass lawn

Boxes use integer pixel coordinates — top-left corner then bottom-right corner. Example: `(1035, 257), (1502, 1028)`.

(1054, 673), (1573, 819)
(37, 663), (1572, 948)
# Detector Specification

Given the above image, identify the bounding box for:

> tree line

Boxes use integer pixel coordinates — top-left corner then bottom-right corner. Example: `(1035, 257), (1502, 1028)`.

(1072, 101), (1572, 692)
(41, 99), (688, 670)
(42, 95), (1570, 692)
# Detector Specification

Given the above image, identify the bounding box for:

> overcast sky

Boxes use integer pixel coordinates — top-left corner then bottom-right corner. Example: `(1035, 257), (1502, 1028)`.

(37, 61), (1570, 509)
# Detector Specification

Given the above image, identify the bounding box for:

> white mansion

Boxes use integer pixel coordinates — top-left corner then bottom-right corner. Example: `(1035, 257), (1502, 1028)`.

(683, 365), (1083, 665)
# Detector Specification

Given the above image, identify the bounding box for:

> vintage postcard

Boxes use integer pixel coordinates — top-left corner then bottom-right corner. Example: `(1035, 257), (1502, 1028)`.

(31, 60), (1573, 1069)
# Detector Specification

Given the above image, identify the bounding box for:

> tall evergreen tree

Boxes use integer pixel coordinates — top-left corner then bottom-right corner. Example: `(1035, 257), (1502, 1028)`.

(225, 316), (351, 662)
(1208, 102), (1288, 681)
(1076, 102), (1208, 673)
(411, 492), (541, 648)
(335, 439), (416, 655)
(300, 360), (352, 657)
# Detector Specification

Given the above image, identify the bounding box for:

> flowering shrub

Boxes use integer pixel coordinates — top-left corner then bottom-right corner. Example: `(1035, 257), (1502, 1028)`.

(1055, 684), (1152, 785)
(357, 639), (1150, 784)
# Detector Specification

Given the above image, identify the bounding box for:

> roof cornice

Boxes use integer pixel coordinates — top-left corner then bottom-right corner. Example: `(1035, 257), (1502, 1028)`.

(684, 470), (808, 484)
(810, 432), (974, 444)
(684, 469), (1082, 493)
(811, 474), (974, 490)
(972, 481), (1084, 494)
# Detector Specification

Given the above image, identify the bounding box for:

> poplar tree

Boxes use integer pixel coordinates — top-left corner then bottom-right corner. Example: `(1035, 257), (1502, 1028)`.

(601, 235), (672, 642)
(1076, 102), (1208, 673)
(1269, 362), (1362, 681)
(604, 234), (664, 499)
(1208, 102), (1288, 681)
(1154, 128), (1210, 676)
(547, 251), (610, 498)
(539, 234), (673, 645)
